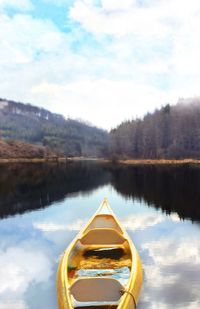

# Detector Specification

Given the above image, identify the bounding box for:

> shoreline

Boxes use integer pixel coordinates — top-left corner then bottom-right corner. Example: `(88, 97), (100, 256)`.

(117, 159), (200, 165)
(0, 157), (200, 165)
(0, 157), (109, 164)
(0, 157), (69, 164)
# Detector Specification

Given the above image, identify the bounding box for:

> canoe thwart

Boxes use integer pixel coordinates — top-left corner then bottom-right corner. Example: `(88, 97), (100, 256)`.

(80, 228), (126, 245)
(85, 214), (123, 234)
(70, 278), (124, 302)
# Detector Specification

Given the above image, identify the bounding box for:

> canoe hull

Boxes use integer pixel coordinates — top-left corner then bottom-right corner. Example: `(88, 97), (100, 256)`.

(57, 199), (142, 309)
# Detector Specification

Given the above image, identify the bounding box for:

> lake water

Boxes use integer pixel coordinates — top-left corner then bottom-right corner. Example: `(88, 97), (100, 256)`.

(0, 161), (200, 309)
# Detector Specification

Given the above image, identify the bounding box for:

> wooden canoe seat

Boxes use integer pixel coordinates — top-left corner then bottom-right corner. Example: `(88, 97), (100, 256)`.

(80, 228), (126, 245)
(86, 215), (123, 234)
(70, 278), (123, 302)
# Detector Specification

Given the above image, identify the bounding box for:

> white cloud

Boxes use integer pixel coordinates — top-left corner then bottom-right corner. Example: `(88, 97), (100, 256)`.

(1, 0), (200, 129)
(142, 237), (200, 292)
(0, 301), (27, 309)
(69, 0), (200, 85)
(121, 213), (164, 230)
(140, 237), (200, 308)
(66, 219), (88, 230)
(33, 219), (88, 231)
(139, 300), (200, 309)
(0, 0), (33, 11)
(70, 0), (200, 38)
(0, 14), (65, 65)
(70, 1), (169, 38)
(169, 213), (181, 222)
(0, 246), (52, 295)
(30, 76), (200, 129)
(143, 238), (200, 267)
(31, 79), (171, 129)
(101, 0), (136, 11)
(33, 222), (68, 232)
(144, 263), (178, 288)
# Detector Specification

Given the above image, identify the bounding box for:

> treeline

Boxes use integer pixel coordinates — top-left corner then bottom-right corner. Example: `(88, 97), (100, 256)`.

(0, 98), (109, 157)
(110, 98), (200, 159)
(1, 97), (200, 159)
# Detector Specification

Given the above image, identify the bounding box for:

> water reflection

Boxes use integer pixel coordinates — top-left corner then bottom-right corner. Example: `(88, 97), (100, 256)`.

(137, 222), (200, 309)
(0, 162), (110, 218)
(0, 162), (200, 222)
(0, 162), (200, 308)
(0, 227), (56, 309)
(109, 164), (200, 222)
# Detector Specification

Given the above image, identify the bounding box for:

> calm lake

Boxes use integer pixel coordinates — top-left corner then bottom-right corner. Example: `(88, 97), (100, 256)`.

(0, 161), (200, 309)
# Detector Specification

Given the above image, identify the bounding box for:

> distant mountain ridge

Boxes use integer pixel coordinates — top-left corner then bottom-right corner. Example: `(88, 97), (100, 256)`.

(0, 98), (64, 122)
(0, 98), (109, 157)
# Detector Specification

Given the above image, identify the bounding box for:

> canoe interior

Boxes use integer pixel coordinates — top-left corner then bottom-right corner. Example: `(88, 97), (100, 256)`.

(68, 245), (131, 278)
(68, 235), (132, 307)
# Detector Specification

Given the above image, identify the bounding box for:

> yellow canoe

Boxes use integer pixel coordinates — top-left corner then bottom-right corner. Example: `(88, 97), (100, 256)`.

(57, 198), (142, 309)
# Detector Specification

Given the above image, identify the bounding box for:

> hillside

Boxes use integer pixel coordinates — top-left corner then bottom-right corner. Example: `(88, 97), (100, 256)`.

(2, 97), (199, 160)
(110, 98), (200, 159)
(0, 139), (55, 159)
(0, 98), (109, 157)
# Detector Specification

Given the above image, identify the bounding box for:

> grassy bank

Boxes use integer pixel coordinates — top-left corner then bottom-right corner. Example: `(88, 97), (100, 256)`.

(117, 159), (200, 165)
(0, 157), (200, 165)
(0, 157), (69, 164)
(0, 157), (109, 164)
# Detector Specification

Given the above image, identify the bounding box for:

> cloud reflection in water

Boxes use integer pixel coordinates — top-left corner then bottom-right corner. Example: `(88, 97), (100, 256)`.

(0, 243), (53, 308)
(0, 174), (200, 309)
(137, 220), (200, 309)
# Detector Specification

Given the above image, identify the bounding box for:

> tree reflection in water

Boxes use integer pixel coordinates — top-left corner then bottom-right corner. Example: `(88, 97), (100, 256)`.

(0, 162), (200, 222)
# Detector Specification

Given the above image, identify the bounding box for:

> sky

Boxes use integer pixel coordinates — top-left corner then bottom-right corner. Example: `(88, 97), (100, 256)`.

(0, 0), (200, 129)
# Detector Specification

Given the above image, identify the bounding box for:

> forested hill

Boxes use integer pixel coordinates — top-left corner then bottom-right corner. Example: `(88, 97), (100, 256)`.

(0, 98), (109, 157)
(110, 98), (200, 159)
(1, 97), (200, 160)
